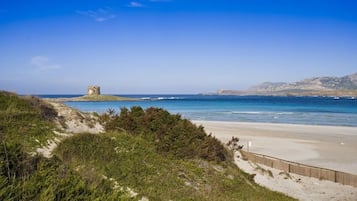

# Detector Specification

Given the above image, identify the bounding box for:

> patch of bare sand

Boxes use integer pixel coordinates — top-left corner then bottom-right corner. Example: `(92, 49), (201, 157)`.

(37, 101), (104, 158)
(193, 120), (357, 201)
(49, 102), (103, 134)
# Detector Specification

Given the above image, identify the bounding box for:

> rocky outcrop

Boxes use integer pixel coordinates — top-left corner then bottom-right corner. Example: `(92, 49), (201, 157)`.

(88, 86), (101, 96)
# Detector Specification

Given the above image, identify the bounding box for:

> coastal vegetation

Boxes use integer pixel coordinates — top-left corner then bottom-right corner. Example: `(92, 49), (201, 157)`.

(0, 91), (295, 200)
(0, 91), (56, 151)
(101, 106), (228, 162)
(0, 91), (127, 200)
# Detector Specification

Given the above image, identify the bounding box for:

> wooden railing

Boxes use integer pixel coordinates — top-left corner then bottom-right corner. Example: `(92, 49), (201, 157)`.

(240, 150), (357, 187)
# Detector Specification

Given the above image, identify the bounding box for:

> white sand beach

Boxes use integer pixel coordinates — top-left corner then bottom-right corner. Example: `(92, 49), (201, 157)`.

(193, 120), (357, 201)
(193, 120), (357, 174)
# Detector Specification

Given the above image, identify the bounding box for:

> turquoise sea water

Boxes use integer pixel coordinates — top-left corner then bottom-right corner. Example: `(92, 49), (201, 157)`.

(41, 95), (357, 127)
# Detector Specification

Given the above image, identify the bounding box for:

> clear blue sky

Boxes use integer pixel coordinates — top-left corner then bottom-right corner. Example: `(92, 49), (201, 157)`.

(1, 0), (357, 94)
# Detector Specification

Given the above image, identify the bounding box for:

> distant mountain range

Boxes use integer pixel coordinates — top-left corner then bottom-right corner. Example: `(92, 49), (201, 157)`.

(216, 73), (357, 96)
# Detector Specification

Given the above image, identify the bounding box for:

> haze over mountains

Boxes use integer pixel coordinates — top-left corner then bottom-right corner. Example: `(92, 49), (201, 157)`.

(217, 73), (357, 96)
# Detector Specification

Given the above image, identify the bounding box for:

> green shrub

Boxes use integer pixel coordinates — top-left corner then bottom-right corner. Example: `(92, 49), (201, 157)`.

(54, 132), (295, 201)
(0, 91), (56, 151)
(102, 106), (228, 162)
(0, 142), (126, 200)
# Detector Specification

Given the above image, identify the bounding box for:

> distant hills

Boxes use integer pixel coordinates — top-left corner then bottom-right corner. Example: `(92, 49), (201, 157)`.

(217, 73), (357, 96)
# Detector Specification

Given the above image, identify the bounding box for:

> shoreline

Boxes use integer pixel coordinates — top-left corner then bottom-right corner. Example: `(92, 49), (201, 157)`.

(193, 120), (357, 175)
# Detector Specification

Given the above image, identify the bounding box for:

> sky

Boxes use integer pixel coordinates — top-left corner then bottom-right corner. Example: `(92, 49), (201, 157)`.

(1, 0), (357, 94)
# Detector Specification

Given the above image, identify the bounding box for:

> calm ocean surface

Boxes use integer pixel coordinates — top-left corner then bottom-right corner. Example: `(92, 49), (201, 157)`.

(40, 95), (357, 127)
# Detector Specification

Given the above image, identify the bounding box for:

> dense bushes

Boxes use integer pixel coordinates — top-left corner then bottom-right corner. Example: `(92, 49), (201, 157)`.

(54, 130), (294, 200)
(0, 91), (126, 200)
(0, 91), (57, 121)
(0, 142), (125, 200)
(102, 106), (228, 162)
(0, 91), (56, 151)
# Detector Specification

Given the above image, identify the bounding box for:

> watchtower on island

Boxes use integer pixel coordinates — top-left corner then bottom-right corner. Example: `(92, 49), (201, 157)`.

(87, 86), (101, 96)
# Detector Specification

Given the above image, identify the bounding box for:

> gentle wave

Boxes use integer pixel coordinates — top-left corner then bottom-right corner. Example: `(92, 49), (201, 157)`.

(63, 95), (357, 127)
(228, 111), (295, 115)
(140, 96), (183, 101)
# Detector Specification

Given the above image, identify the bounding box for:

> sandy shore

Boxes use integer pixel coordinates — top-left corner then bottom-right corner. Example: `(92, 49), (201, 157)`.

(193, 120), (357, 175)
(193, 120), (357, 201)
(234, 151), (357, 201)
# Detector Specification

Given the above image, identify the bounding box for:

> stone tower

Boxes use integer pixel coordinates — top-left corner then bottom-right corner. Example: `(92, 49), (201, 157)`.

(87, 86), (101, 96)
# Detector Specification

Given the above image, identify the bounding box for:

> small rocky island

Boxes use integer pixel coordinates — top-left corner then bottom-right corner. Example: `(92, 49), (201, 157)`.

(44, 85), (136, 102)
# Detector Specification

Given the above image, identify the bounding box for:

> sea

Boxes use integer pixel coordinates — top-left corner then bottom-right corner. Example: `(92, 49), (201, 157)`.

(39, 95), (357, 127)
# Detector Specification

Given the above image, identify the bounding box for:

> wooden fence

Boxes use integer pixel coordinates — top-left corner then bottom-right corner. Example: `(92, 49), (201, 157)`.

(240, 150), (357, 187)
